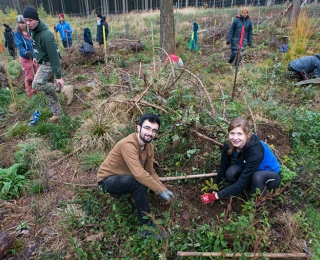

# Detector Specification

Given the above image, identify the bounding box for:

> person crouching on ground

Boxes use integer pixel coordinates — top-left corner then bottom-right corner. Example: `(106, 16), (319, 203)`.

(13, 15), (38, 97)
(288, 54), (320, 81)
(201, 118), (281, 206)
(97, 114), (174, 239)
(226, 8), (252, 65)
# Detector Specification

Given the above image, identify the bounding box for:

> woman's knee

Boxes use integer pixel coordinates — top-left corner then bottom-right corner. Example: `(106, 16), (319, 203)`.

(225, 165), (243, 182)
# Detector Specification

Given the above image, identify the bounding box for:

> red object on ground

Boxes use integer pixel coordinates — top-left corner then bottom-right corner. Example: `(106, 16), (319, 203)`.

(169, 54), (180, 63)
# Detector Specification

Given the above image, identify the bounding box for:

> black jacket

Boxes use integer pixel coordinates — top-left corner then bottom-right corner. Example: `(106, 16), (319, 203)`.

(4, 28), (15, 49)
(216, 134), (264, 199)
(227, 15), (252, 50)
(289, 54), (320, 78)
(96, 18), (109, 44)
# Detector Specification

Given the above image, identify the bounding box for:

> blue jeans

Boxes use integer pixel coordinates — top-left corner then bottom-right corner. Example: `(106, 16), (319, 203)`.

(98, 174), (151, 225)
(225, 165), (281, 195)
(228, 49), (242, 65)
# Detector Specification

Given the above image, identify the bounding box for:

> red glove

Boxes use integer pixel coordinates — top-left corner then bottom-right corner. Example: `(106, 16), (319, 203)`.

(201, 193), (218, 206)
(53, 25), (56, 30)
(65, 29), (68, 33)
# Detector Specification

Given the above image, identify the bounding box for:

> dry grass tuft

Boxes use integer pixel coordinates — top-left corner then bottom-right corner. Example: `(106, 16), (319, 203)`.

(283, 9), (316, 65)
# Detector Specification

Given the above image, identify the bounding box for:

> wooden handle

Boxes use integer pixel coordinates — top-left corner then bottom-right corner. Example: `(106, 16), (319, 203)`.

(159, 173), (217, 181)
(177, 251), (310, 258)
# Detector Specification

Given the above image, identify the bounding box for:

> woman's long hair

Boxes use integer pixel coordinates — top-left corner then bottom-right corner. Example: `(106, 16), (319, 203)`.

(227, 118), (251, 155)
(15, 15), (26, 33)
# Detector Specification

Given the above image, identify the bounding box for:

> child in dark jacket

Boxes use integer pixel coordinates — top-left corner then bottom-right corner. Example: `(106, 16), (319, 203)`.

(3, 23), (16, 58)
(201, 118), (281, 206)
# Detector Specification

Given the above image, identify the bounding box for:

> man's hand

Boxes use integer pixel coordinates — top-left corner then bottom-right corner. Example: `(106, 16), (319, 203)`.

(26, 51), (32, 58)
(53, 25), (56, 30)
(65, 29), (68, 33)
(32, 58), (37, 66)
(56, 78), (65, 89)
(160, 190), (174, 202)
(201, 192), (218, 206)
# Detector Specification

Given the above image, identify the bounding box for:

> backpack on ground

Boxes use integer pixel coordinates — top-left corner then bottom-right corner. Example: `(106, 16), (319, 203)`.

(79, 42), (94, 56)
(84, 27), (92, 45)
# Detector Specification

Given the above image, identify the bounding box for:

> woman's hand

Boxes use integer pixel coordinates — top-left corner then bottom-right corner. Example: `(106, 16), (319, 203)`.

(201, 192), (219, 206)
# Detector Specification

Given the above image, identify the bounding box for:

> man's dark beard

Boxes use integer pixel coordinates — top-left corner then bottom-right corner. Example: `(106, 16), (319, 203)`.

(139, 130), (153, 143)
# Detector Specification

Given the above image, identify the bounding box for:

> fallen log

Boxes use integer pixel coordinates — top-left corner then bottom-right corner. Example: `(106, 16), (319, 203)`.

(0, 231), (15, 259)
(159, 173), (217, 181)
(177, 251), (311, 258)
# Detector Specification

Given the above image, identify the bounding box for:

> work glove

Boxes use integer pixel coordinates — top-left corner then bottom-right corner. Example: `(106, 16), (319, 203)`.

(201, 192), (218, 206)
(26, 51), (32, 57)
(53, 25), (56, 30)
(65, 29), (68, 33)
(160, 190), (174, 202)
(212, 183), (219, 192)
(226, 41), (230, 45)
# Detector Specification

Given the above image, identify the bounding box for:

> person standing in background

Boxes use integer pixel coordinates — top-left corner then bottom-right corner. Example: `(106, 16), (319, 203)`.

(54, 13), (73, 48)
(96, 14), (109, 45)
(3, 23), (16, 58)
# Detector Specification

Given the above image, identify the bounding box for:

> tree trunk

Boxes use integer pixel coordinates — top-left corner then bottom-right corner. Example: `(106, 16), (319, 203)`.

(0, 232), (14, 259)
(267, 0), (273, 6)
(114, 0), (118, 14)
(145, 0), (148, 11)
(290, 0), (303, 23)
(186, 0), (189, 7)
(160, 0), (175, 58)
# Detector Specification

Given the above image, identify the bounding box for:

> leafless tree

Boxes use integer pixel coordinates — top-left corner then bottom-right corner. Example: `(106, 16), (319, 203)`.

(160, 0), (175, 57)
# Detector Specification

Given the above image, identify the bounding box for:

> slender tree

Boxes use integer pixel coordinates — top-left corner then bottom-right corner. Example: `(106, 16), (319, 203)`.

(160, 0), (175, 56)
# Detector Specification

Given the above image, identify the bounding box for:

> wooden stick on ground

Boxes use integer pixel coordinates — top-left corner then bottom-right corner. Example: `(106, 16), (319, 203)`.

(191, 130), (223, 147)
(159, 173), (217, 181)
(177, 251), (311, 259)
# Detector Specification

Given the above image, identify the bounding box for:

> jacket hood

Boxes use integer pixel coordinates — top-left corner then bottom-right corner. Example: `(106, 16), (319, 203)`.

(5, 28), (12, 32)
(33, 20), (48, 33)
(243, 134), (261, 150)
(316, 54), (320, 60)
(236, 15), (251, 19)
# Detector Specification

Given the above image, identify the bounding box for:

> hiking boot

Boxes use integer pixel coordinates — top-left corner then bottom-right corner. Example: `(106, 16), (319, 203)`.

(48, 115), (60, 122)
(61, 85), (74, 105)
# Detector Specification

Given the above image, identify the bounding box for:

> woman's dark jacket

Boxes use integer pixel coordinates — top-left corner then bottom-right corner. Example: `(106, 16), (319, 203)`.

(96, 17), (109, 44)
(4, 28), (15, 49)
(289, 54), (320, 78)
(227, 15), (252, 50)
(216, 134), (280, 199)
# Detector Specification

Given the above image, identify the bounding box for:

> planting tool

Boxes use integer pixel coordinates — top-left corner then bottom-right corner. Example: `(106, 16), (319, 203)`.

(177, 251), (311, 258)
(231, 25), (245, 101)
(66, 31), (69, 48)
(294, 78), (320, 86)
(159, 173), (217, 182)
(102, 25), (109, 77)
(0, 42), (17, 109)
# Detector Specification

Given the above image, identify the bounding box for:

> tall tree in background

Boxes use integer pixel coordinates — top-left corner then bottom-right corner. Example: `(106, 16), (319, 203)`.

(160, 0), (175, 56)
(290, 0), (303, 23)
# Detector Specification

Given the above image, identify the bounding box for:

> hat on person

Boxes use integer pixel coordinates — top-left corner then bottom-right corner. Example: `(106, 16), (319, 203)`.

(23, 6), (39, 21)
(3, 23), (9, 29)
(58, 13), (64, 18)
(16, 15), (25, 23)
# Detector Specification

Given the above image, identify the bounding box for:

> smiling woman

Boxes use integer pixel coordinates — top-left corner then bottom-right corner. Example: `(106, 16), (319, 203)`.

(201, 118), (281, 205)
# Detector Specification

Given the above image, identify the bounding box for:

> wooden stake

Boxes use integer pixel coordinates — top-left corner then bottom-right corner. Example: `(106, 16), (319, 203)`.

(231, 48), (241, 101)
(0, 43), (17, 107)
(159, 173), (217, 181)
(177, 251), (311, 259)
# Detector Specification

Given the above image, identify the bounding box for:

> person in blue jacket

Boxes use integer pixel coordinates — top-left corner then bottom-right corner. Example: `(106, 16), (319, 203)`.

(13, 15), (38, 97)
(288, 54), (320, 81)
(226, 8), (253, 65)
(54, 13), (72, 48)
(201, 118), (281, 206)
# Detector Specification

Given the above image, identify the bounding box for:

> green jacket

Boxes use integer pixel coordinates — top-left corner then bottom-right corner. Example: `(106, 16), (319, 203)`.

(31, 20), (62, 79)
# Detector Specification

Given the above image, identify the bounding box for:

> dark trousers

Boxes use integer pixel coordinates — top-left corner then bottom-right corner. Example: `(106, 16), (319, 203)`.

(228, 49), (242, 65)
(62, 38), (72, 48)
(98, 174), (150, 226)
(288, 65), (308, 80)
(225, 165), (281, 195)
(8, 47), (16, 58)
